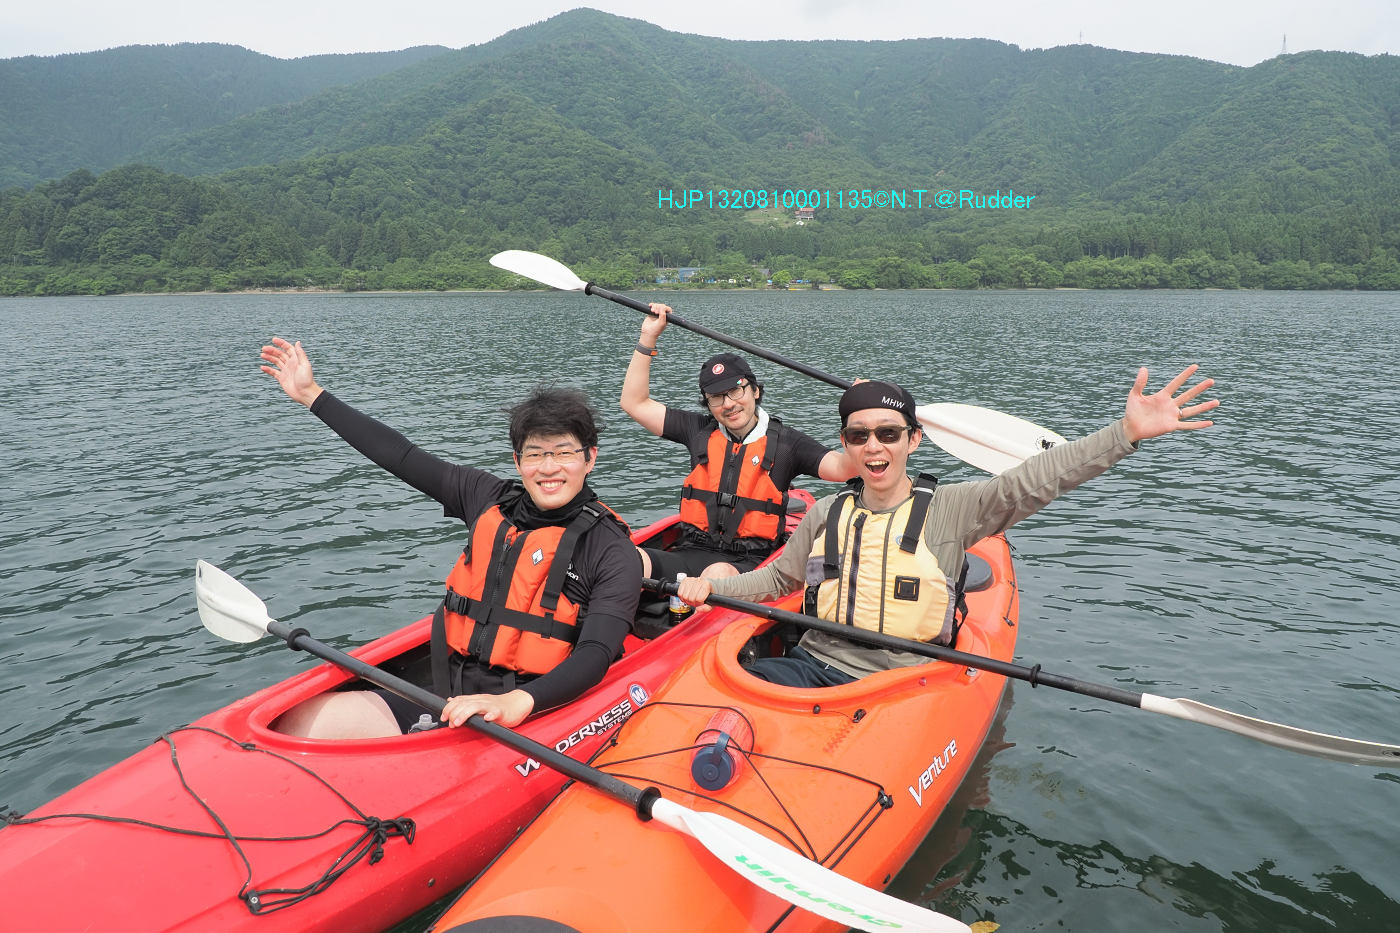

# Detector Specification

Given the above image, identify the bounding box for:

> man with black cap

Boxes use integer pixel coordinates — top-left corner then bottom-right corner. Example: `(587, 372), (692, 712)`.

(677, 365), (1219, 687)
(621, 303), (856, 583)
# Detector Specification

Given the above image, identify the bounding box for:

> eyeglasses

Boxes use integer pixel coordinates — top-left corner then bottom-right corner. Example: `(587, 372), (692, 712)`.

(703, 380), (749, 407)
(840, 425), (912, 446)
(517, 447), (587, 467)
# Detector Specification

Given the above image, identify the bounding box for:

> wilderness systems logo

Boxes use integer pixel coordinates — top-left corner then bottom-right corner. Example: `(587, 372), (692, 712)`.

(513, 696), (636, 777)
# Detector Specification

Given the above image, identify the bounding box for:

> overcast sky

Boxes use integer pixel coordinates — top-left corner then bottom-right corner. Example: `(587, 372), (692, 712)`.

(2, 1), (1395, 67)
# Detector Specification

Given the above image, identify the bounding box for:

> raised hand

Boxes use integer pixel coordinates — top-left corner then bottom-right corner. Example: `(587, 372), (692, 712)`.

(640, 303), (671, 344)
(1123, 364), (1218, 443)
(259, 337), (323, 408)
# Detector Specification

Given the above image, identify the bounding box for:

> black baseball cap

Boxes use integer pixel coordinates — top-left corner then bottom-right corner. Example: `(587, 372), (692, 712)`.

(838, 380), (918, 427)
(698, 353), (756, 395)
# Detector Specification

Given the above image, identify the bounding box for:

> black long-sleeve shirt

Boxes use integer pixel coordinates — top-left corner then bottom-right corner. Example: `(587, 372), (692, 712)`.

(310, 391), (640, 712)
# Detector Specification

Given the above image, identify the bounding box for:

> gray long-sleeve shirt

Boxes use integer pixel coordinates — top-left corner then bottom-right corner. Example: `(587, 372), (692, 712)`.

(710, 419), (1137, 677)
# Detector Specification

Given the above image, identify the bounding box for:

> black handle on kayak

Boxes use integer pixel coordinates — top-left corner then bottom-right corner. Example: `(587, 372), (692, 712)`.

(642, 579), (1145, 709)
(267, 619), (654, 814)
(585, 282), (851, 390)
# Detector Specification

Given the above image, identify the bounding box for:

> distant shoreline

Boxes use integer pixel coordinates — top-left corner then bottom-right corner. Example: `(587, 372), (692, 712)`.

(12, 285), (1274, 299)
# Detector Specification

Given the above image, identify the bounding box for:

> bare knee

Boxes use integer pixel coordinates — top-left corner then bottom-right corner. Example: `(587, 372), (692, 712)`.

(636, 546), (653, 578)
(272, 691), (402, 739)
(700, 562), (739, 580)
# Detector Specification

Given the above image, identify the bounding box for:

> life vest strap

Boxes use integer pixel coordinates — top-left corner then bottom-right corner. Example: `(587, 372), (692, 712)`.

(822, 484), (860, 580)
(431, 620), (539, 697)
(679, 525), (781, 555)
(949, 559), (970, 648)
(537, 504), (605, 612)
(898, 474), (939, 554)
(430, 605), (450, 697)
(454, 596), (582, 644)
(681, 486), (787, 515)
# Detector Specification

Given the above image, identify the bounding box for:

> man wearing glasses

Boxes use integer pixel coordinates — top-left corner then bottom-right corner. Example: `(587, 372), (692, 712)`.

(621, 304), (857, 585)
(677, 369), (1218, 687)
(258, 338), (640, 736)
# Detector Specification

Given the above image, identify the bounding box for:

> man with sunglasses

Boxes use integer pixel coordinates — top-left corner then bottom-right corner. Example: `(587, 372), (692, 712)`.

(259, 337), (640, 736)
(621, 304), (856, 584)
(677, 366), (1218, 686)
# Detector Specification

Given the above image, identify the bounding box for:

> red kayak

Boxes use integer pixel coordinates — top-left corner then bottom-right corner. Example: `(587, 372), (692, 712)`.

(0, 495), (811, 933)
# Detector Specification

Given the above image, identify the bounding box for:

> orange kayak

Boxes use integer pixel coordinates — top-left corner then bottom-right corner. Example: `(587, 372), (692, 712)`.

(430, 533), (1018, 933)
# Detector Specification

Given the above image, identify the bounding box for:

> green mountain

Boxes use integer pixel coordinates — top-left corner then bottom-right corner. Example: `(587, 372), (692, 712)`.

(2, 8), (1397, 295)
(0, 42), (450, 188)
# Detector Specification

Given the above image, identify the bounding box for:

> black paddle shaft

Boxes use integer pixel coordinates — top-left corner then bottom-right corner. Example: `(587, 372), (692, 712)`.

(584, 283), (851, 390)
(643, 579), (1146, 709)
(266, 620), (654, 814)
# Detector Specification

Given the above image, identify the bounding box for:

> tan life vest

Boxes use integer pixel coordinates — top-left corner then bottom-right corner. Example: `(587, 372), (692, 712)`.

(804, 475), (960, 645)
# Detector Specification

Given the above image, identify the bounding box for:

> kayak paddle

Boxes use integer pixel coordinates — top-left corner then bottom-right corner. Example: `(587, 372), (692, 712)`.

(490, 249), (1065, 474)
(644, 578), (1400, 768)
(194, 560), (972, 932)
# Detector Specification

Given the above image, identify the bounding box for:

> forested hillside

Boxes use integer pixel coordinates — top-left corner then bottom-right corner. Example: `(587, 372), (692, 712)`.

(2, 8), (1397, 295)
(0, 42), (450, 189)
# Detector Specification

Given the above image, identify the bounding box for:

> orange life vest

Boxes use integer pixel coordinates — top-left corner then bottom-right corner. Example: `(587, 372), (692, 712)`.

(678, 422), (788, 549)
(432, 499), (617, 683)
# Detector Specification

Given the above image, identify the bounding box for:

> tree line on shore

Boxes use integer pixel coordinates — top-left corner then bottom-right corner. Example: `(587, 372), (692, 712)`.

(3, 164), (1397, 296)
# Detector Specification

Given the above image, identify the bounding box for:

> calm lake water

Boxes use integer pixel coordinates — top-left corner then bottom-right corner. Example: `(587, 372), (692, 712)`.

(2, 289), (1398, 931)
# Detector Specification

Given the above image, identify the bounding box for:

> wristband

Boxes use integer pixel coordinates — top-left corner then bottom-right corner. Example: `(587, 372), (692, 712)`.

(635, 342), (658, 357)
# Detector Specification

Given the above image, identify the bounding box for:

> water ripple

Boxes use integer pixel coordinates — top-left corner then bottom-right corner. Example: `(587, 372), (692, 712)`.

(3, 290), (1397, 930)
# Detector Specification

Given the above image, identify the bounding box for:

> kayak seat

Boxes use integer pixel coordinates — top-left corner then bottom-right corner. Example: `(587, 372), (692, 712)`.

(963, 553), (993, 592)
(632, 598), (674, 640)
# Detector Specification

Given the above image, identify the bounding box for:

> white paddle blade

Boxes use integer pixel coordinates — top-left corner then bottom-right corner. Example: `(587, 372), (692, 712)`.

(1141, 695), (1400, 767)
(194, 560), (274, 644)
(916, 402), (1067, 475)
(489, 250), (587, 292)
(649, 798), (969, 932)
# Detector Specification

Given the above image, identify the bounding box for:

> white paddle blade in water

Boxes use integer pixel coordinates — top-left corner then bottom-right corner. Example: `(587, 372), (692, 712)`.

(649, 798), (970, 932)
(194, 560), (274, 643)
(1141, 695), (1400, 767)
(489, 250), (588, 291)
(916, 402), (1067, 475)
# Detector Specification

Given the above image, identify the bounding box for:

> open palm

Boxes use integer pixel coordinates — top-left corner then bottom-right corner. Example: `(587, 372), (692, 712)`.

(1123, 364), (1218, 443)
(259, 337), (323, 408)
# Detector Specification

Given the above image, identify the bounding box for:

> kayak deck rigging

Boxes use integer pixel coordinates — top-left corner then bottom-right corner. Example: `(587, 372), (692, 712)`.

(589, 697), (894, 864)
(4, 724), (418, 915)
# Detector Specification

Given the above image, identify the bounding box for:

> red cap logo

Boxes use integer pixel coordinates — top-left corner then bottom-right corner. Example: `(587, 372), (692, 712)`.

(711, 363), (725, 375)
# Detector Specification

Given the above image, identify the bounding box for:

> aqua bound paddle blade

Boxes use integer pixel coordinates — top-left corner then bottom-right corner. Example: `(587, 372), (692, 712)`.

(647, 798), (971, 932)
(194, 560), (275, 643)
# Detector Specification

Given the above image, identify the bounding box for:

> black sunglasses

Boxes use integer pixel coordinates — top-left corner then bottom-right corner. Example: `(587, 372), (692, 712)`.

(841, 425), (913, 446)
